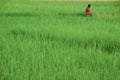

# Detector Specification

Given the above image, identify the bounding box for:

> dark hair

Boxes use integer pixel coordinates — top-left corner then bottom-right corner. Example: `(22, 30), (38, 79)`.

(88, 4), (91, 7)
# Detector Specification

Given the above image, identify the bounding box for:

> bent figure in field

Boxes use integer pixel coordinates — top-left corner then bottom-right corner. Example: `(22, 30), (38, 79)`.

(86, 4), (92, 16)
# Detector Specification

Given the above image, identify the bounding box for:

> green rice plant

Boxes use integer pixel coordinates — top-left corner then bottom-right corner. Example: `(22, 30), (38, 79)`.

(0, 1), (120, 80)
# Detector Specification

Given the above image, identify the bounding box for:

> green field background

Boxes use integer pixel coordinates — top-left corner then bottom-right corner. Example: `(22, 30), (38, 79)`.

(6, 0), (120, 1)
(0, 1), (120, 80)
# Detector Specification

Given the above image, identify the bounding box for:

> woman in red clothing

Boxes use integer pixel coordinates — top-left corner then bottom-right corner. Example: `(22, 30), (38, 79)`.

(86, 4), (92, 16)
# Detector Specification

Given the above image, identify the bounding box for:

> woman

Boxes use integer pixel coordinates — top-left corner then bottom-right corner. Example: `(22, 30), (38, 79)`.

(86, 4), (92, 16)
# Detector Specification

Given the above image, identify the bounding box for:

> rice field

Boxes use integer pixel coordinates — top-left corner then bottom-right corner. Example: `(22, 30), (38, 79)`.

(0, 1), (120, 80)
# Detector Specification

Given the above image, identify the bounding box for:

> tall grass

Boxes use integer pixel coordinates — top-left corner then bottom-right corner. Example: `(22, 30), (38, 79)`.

(0, 1), (120, 80)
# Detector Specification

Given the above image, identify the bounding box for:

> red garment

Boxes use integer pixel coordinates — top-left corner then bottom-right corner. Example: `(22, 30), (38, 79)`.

(86, 8), (92, 16)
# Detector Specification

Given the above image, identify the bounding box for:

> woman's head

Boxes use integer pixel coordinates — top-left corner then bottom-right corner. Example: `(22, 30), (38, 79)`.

(88, 4), (91, 8)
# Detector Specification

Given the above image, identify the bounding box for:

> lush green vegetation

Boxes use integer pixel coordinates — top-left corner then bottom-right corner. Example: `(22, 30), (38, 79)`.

(0, 1), (120, 80)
